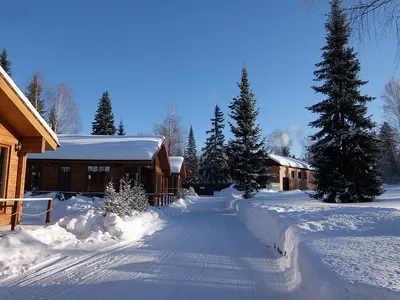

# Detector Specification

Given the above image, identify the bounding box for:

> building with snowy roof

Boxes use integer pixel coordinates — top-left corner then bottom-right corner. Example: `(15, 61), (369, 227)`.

(0, 66), (59, 227)
(169, 156), (186, 193)
(25, 135), (177, 205)
(266, 154), (315, 191)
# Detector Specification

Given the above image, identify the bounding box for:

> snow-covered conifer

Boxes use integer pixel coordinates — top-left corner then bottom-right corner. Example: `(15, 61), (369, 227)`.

(227, 65), (272, 198)
(307, 0), (383, 202)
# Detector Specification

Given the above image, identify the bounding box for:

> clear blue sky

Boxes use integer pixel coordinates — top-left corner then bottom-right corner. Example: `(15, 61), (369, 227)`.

(1, 0), (398, 156)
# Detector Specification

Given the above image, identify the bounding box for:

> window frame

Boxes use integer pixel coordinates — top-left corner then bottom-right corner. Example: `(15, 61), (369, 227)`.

(291, 171), (295, 179)
(0, 144), (11, 214)
(87, 165), (111, 191)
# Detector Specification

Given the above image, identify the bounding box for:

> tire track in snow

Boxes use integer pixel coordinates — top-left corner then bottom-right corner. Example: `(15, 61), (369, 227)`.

(53, 227), (197, 300)
(0, 227), (174, 299)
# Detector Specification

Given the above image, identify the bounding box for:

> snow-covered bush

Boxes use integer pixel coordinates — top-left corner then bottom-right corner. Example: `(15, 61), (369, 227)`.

(102, 181), (128, 217)
(130, 174), (148, 212)
(102, 174), (148, 217)
(56, 192), (65, 201)
(177, 188), (186, 199)
(188, 186), (198, 196)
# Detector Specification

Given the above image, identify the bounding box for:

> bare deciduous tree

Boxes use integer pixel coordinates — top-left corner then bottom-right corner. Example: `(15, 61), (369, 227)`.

(46, 83), (82, 134)
(154, 102), (186, 156)
(382, 76), (400, 132)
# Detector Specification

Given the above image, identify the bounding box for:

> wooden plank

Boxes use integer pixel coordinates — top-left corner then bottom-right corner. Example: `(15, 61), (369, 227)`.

(21, 137), (45, 153)
(45, 199), (52, 223)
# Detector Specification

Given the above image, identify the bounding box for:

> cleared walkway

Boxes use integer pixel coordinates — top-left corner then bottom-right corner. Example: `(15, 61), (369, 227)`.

(0, 197), (293, 300)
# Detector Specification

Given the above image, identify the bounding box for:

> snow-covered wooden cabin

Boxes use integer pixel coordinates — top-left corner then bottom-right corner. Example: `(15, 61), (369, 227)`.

(26, 135), (172, 205)
(266, 154), (314, 191)
(0, 67), (59, 227)
(169, 156), (186, 193)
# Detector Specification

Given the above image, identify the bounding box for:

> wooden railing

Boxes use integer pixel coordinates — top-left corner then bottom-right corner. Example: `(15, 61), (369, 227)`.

(0, 197), (53, 230)
(146, 193), (176, 207)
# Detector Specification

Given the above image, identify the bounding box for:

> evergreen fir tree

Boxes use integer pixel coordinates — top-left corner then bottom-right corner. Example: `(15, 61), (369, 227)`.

(184, 126), (199, 184)
(307, 0), (383, 203)
(200, 105), (229, 184)
(26, 73), (45, 116)
(102, 181), (128, 217)
(130, 174), (148, 212)
(378, 122), (400, 183)
(48, 104), (59, 133)
(0, 48), (11, 76)
(117, 119), (126, 136)
(227, 66), (272, 198)
(92, 91), (116, 135)
(281, 146), (290, 157)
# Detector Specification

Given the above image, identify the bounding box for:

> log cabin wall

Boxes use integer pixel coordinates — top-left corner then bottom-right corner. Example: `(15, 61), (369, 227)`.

(26, 160), (158, 195)
(0, 122), (25, 225)
(279, 166), (314, 190)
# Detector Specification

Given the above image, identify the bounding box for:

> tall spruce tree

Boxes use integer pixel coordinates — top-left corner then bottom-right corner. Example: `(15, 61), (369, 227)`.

(200, 105), (229, 184)
(117, 119), (126, 136)
(378, 122), (400, 183)
(184, 126), (199, 185)
(26, 73), (45, 116)
(92, 91), (116, 135)
(0, 48), (12, 76)
(227, 66), (271, 198)
(307, 0), (383, 203)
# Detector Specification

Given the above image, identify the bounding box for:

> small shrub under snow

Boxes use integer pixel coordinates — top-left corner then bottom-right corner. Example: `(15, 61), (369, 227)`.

(177, 188), (186, 199)
(102, 174), (148, 217)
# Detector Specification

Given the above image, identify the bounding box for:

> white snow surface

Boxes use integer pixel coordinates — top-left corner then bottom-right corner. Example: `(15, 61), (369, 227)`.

(0, 194), (293, 300)
(0, 193), (166, 277)
(0, 66), (59, 145)
(2, 187), (399, 299)
(221, 184), (400, 300)
(170, 156), (184, 173)
(28, 135), (165, 161)
(268, 153), (312, 170)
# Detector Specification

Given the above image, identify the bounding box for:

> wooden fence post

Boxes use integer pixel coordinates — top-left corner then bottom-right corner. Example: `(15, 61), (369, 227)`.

(10, 201), (19, 231)
(45, 199), (52, 223)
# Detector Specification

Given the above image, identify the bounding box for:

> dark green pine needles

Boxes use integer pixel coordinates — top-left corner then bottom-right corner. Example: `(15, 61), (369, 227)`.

(227, 65), (272, 199)
(307, 0), (383, 203)
(92, 91), (117, 135)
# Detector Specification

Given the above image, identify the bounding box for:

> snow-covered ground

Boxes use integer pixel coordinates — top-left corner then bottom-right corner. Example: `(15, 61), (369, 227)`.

(0, 196), (292, 300)
(1, 188), (399, 299)
(0, 192), (185, 277)
(221, 185), (400, 300)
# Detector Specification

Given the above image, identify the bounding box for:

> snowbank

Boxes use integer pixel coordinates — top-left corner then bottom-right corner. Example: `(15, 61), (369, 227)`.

(0, 193), (188, 278)
(225, 185), (400, 300)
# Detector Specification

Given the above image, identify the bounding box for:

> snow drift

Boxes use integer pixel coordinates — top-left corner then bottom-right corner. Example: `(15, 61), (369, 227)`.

(224, 185), (400, 300)
(0, 193), (189, 277)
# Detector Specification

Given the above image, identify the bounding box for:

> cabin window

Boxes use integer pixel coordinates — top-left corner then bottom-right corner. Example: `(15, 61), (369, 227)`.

(30, 164), (42, 190)
(0, 147), (9, 213)
(58, 165), (71, 191)
(298, 171), (301, 179)
(304, 172), (307, 180)
(87, 165), (110, 192)
(291, 171), (294, 179)
(0, 147), (9, 198)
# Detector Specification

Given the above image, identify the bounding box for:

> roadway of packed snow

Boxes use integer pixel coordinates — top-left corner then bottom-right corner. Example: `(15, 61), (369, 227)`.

(1, 195), (293, 300)
(221, 185), (400, 300)
(0, 193), (192, 277)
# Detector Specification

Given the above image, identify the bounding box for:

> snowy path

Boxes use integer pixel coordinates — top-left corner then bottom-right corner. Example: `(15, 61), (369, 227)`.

(0, 197), (292, 300)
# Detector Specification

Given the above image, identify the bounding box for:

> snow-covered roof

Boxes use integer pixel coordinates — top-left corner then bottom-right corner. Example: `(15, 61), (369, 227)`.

(170, 156), (184, 173)
(268, 153), (312, 170)
(0, 66), (59, 146)
(28, 135), (165, 161)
